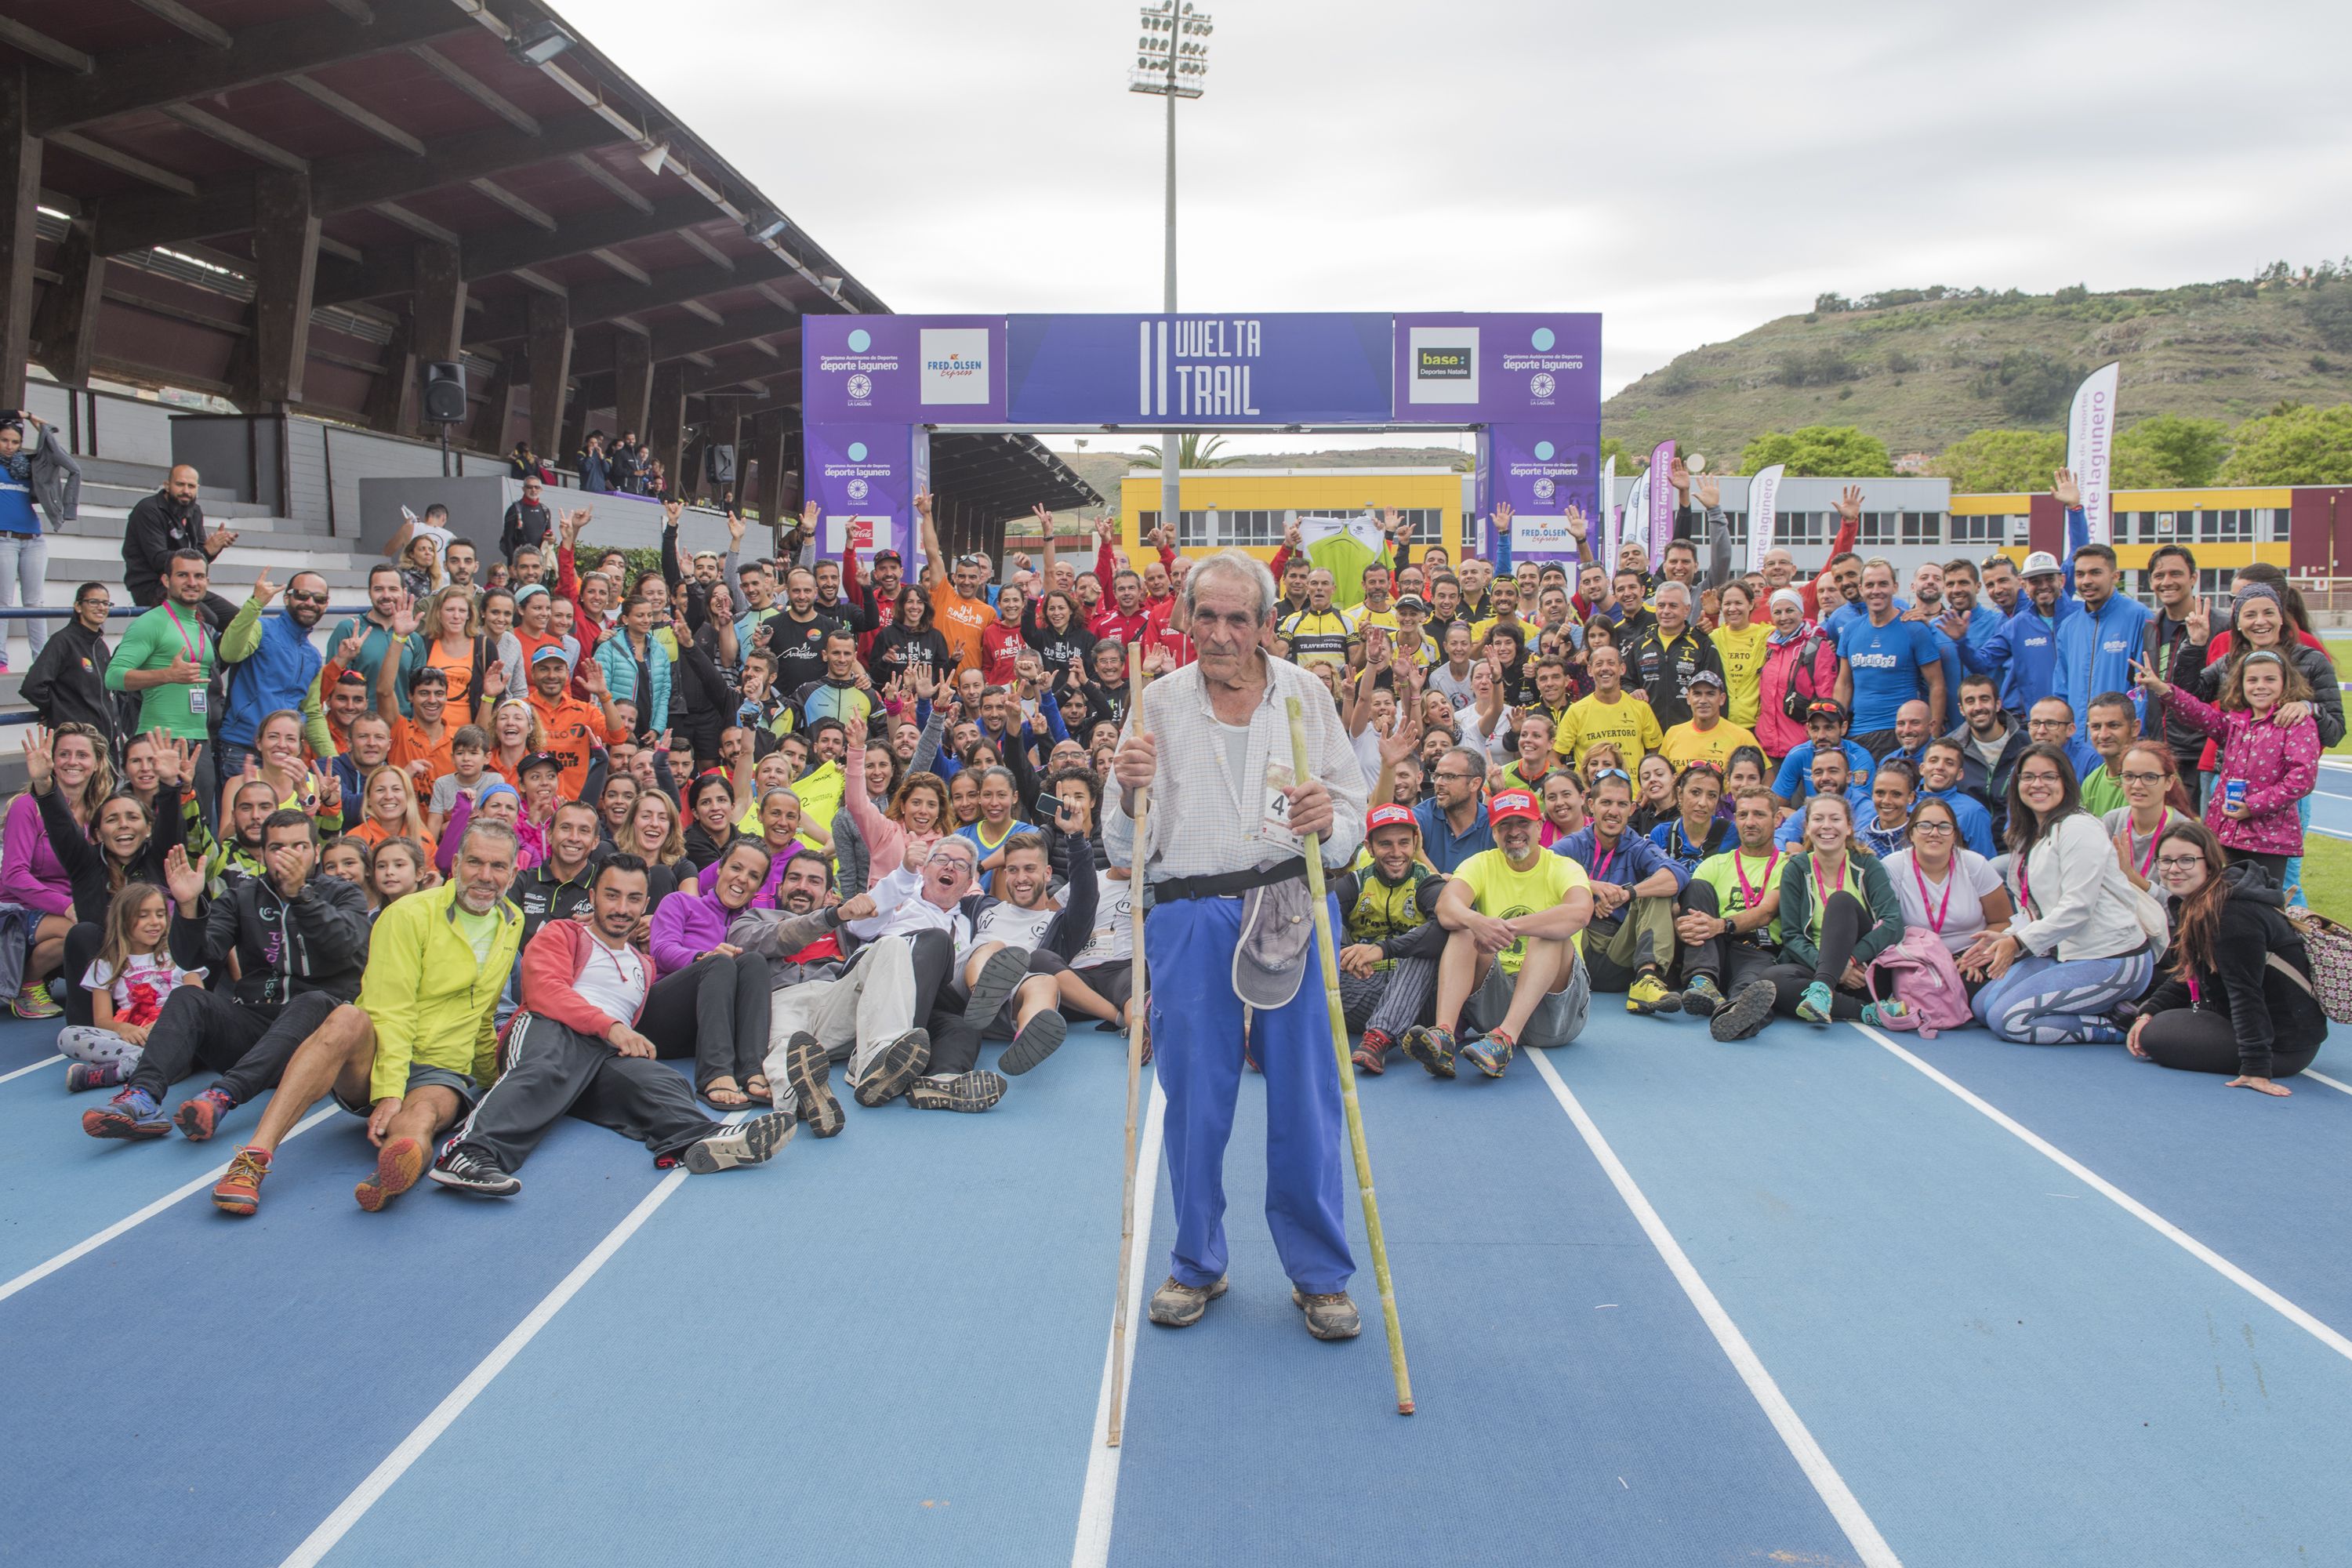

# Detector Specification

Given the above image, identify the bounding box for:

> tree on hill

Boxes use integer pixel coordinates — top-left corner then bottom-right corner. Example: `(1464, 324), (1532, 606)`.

(2219, 403), (2352, 485)
(2112, 416), (2230, 488)
(1973, 350), (2081, 422)
(1738, 426), (1893, 477)
(1929, 429), (2066, 493)
(1133, 433), (1242, 470)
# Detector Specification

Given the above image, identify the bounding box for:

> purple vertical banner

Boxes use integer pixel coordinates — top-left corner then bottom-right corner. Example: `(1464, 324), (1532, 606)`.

(1472, 430), (1495, 564)
(1646, 439), (1678, 567)
(804, 423), (914, 568)
(1481, 423), (1599, 564)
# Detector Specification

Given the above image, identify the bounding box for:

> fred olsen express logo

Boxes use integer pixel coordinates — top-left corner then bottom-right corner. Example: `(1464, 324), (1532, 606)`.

(918, 327), (993, 405)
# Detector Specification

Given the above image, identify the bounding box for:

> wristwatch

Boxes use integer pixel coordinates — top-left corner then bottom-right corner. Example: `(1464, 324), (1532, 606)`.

(1722, 916), (1734, 935)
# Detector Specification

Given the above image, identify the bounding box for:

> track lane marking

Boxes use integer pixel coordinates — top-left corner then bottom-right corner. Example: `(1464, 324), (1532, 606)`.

(0, 1054), (62, 1085)
(2303, 1069), (2352, 1098)
(1526, 1047), (1903, 1568)
(1071, 1077), (1168, 1568)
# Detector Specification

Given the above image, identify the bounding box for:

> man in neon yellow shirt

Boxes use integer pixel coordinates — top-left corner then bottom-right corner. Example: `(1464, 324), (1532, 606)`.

(1403, 788), (1594, 1079)
(1657, 671), (1759, 771)
(1556, 643), (1662, 770)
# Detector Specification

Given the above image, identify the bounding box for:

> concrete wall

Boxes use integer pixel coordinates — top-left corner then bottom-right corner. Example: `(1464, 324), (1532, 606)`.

(355, 476), (746, 562)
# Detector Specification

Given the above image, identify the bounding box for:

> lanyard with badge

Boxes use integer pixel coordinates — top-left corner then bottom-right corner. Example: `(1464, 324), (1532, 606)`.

(165, 601), (210, 715)
(1911, 855), (1954, 933)
(1734, 848), (1778, 913)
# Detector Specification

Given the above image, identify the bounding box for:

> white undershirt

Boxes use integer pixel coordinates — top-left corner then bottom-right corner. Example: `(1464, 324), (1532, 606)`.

(572, 934), (648, 1026)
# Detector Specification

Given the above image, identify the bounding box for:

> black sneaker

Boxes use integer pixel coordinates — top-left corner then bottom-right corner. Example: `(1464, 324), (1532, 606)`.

(784, 1031), (844, 1138)
(961, 947), (1029, 1028)
(1401, 1025), (1456, 1079)
(1710, 978), (1777, 1043)
(906, 1070), (1007, 1112)
(683, 1112), (794, 1173)
(854, 1029), (930, 1106)
(430, 1145), (521, 1197)
(998, 1010), (1067, 1076)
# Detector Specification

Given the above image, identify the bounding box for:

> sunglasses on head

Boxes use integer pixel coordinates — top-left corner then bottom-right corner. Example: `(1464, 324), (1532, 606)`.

(1591, 768), (1630, 783)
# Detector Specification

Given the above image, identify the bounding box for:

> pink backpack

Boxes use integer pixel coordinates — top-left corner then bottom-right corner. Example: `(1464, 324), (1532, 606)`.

(1865, 927), (1973, 1037)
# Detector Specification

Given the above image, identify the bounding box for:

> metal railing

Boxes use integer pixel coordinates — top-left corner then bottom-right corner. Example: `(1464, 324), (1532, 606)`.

(0, 603), (379, 728)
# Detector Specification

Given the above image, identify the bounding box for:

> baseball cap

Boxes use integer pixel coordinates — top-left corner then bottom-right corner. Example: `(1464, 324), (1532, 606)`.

(529, 642), (571, 665)
(2020, 550), (2062, 578)
(1392, 593), (1429, 615)
(1805, 698), (1849, 724)
(1687, 669), (1726, 689)
(518, 750), (561, 776)
(873, 549), (902, 565)
(1489, 788), (1541, 823)
(1366, 803), (1417, 833)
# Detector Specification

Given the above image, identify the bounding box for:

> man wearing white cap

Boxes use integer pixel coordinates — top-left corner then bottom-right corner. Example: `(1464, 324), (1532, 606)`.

(1947, 546), (2074, 724)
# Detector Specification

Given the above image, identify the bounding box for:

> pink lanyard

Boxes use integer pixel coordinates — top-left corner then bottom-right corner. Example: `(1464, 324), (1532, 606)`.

(1734, 849), (1778, 907)
(1814, 854), (1846, 908)
(2187, 975), (2204, 1007)
(2016, 858), (2036, 919)
(1911, 855), (1954, 934)
(1592, 846), (1618, 884)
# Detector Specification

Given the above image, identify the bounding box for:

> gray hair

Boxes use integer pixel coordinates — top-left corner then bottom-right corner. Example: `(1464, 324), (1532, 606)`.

(1655, 581), (1692, 607)
(1181, 548), (1279, 627)
(457, 818), (521, 861)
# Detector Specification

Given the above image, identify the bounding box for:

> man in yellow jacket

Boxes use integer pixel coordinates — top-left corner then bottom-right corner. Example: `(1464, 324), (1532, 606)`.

(209, 818), (525, 1217)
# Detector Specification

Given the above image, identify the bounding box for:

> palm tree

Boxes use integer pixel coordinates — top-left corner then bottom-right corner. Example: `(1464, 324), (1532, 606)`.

(1132, 433), (1243, 470)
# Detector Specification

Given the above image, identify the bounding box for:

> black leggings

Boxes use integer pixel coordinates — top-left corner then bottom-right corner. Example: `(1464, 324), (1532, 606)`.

(644, 952), (771, 1092)
(2136, 1007), (2319, 1079)
(1760, 890), (1873, 1022)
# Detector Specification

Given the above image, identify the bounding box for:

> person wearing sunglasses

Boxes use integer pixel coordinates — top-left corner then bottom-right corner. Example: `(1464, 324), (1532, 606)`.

(216, 568), (334, 782)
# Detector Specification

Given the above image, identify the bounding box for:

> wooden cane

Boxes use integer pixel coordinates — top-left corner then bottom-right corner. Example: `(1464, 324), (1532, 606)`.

(1286, 696), (1415, 1415)
(1106, 643), (1150, 1446)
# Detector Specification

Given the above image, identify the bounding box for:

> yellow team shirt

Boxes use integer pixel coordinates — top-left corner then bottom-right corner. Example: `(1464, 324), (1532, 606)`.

(1348, 603), (1400, 638)
(1454, 847), (1593, 967)
(1709, 622), (1771, 730)
(1658, 718), (1761, 771)
(1556, 690), (1663, 769)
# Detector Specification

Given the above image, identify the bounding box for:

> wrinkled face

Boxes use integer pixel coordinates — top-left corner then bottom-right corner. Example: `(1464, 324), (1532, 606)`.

(1305, 569), (1334, 611)
(1000, 847), (1052, 909)
(924, 840), (978, 902)
(2087, 703), (2134, 760)
(2027, 702), (2072, 747)
(1734, 793), (1775, 849)
(1655, 586), (1690, 637)
(1921, 745), (1963, 793)
(475, 791), (519, 829)
(1494, 814), (1537, 858)
(1189, 570), (1265, 684)
(1769, 597), (1802, 634)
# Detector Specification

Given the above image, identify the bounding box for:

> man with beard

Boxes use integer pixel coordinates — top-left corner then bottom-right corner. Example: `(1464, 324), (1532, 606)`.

(1944, 674), (2027, 815)
(1947, 550), (2073, 723)
(216, 569), (332, 775)
(123, 464), (236, 611)
(432, 852), (794, 1198)
(329, 564), (417, 715)
(107, 551), (227, 821)
(761, 565), (840, 691)
(209, 820), (524, 1214)
(962, 827), (1099, 1076)
(1625, 581), (1722, 730)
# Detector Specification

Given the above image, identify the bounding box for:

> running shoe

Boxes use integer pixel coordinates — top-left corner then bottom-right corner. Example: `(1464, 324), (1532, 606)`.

(354, 1136), (426, 1212)
(683, 1112), (794, 1173)
(854, 1029), (930, 1106)
(13, 983), (61, 1020)
(1857, 1000), (1907, 1029)
(1460, 1028), (1515, 1079)
(1795, 981), (1835, 1025)
(960, 947), (1029, 1029)
(1401, 1025), (1456, 1079)
(1711, 979), (1777, 1042)
(83, 1086), (170, 1139)
(1148, 1274), (1228, 1328)
(212, 1146), (270, 1216)
(783, 1031), (844, 1138)
(172, 1086), (238, 1142)
(430, 1145), (521, 1196)
(1627, 973), (1682, 1016)
(1681, 973), (1723, 1018)
(1352, 1028), (1393, 1076)
(64, 1062), (123, 1094)
(998, 1009), (1067, 1076)
(906, 1069), (1007, 1113)
(1291, 1287), (1363, 1340)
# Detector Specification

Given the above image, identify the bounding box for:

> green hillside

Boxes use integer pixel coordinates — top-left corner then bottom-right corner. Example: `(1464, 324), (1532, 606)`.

(1602, 275), (2352, 465)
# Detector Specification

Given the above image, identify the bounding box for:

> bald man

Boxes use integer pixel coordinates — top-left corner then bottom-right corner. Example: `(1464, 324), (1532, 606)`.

(125, 463), (236, 609)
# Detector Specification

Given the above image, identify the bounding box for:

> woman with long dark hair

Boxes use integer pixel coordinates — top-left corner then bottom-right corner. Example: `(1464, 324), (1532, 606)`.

(868, 584), (953, 686)
(2129, 820), (2325, 1094)
(1962, 743), (2157, 1044)
(2102, 740), (2197, 895)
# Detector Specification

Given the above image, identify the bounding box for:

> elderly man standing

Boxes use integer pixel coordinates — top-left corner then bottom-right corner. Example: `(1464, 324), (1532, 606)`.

(1110, 548), (1371, 1342)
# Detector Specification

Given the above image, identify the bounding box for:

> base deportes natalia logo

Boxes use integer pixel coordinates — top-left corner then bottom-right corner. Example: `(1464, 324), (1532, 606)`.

(846, 373), (873, 400)
(1416, 346), (1473, 379)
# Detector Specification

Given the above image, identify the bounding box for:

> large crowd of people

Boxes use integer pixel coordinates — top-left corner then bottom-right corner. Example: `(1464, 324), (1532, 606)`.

(0, 454), (2333, 1261)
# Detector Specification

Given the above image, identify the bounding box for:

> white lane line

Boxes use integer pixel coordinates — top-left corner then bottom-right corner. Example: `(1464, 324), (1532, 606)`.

(0, 1104), (339, 1305)
(0, 1054), (62, 1086)
(277, 1112), (745, 1568)
(1526, 1048), (1903, 1568)
(1855, 1023), (2352, 1367)
(1071, 1078), (1168, 1568)
(2303, 1069), (2352, 1098)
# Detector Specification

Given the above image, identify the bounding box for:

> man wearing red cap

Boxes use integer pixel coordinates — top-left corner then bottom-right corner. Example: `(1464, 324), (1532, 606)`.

(1334, 803), (1447, 1076)
(1406, 787), (1594, 1079)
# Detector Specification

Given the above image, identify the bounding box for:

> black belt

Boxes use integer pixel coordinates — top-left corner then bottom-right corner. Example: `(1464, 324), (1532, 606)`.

(1151, 856), (1327, 903)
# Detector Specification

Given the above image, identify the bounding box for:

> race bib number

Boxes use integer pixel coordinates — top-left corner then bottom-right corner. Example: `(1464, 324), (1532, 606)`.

(1261, 760), (1302, 851)
(187, 689), (208, 715)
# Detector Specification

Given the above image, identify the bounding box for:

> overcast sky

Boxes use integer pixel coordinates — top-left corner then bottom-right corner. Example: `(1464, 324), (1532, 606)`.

(562, 0), (2352, 456)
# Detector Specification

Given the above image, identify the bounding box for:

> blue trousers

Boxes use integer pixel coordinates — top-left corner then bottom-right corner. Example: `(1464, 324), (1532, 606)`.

(1149, 895), (1354, 1296)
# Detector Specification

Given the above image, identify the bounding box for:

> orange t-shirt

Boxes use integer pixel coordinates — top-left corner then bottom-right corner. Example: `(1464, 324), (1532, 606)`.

(931, 582), (992, 673)
(529, 692), (610, 803)
(351, 816), (437, 860)
(388, 717), (458, 789)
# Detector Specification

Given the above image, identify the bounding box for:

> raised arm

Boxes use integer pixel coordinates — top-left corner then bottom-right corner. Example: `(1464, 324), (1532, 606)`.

(916, 490), (945, 592)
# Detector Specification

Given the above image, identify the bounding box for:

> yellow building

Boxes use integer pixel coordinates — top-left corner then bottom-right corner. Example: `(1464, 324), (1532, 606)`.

(1951, 485), (2293, 597)
(1116, 466), (1472, 564)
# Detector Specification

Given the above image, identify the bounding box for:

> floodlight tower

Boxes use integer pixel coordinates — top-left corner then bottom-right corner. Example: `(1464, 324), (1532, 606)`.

(1130, 2), (1210, 552)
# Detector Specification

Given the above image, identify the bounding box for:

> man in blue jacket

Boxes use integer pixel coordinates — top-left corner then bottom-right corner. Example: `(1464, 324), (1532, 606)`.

(2054, 541), (2149, 743)
(216, 568), (332, 777)
(1947, 549), (2074, 722)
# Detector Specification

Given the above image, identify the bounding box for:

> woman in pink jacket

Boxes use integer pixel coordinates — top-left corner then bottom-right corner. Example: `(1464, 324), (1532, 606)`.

(2135, 648), (2318, 891)
(1755, 590), (1840, 762)
(842, 712), (951, 891)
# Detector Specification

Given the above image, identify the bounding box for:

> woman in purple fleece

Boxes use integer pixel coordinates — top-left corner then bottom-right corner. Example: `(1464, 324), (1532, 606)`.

(646, 836), (778, 1109)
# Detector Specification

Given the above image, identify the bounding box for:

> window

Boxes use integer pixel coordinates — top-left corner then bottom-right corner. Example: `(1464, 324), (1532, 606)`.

(1858, 510), (1897, 547)
(1775, 510), (1824, 546)
(2261, 506), (2291, 542)
(1721, 510), (1749, 544)
(2200, 508), (2255, 543)
(1950, 512), (2018, 546)
(1900, 510), (1942, 545)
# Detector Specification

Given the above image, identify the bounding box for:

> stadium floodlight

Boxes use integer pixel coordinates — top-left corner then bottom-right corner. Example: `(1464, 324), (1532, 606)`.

(742, 208), (788, 243)
(1128, 0), (1208, 99)
(507, 18), (575, 65)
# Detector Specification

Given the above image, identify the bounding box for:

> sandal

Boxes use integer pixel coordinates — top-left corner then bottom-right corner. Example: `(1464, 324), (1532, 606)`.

(701, 1077), (750, 1109)
(743, 1076), (773, 1105)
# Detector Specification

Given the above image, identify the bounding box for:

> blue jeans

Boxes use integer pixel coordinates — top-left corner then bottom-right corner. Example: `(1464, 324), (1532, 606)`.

(0, 532), (51, 662)
(1149, 894), (1353, 1295)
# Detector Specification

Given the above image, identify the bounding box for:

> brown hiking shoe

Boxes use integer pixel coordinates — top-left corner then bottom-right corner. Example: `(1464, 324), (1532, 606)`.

(1291, 1287), (1362, 1340)
(1147, 1274), (1229, 1328)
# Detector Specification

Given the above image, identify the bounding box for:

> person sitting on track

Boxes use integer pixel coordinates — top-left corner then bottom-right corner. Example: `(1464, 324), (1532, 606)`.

(430, 853), (793, 1196)
(82, 817), (370, 1145)
(2129, 820), (2325, 1095)
(1404, 786), (1593, 1078)
(1551, 768), (1688, 1015)
(1673, 786), (1784, 1036)
(1751, 793), (1905, 1032)
(1773, 746), (1873, 848)
(207, 819), (525, 1216)
(963, 825), (1100, 1079)
(1334, 803), (1447, 1076)
(645, 837), (779, 1109)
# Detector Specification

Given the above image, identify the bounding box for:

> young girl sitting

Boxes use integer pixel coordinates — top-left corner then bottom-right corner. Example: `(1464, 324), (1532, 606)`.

(368, 837), (429, 911)
(59, 883), (205, 1093)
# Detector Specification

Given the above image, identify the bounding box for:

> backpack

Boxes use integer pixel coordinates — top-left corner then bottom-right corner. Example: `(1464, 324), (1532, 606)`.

(2280, 907), (2352, 1024)
(1864, 927), (1974, 1037)
(1780, 632), (1828, 722)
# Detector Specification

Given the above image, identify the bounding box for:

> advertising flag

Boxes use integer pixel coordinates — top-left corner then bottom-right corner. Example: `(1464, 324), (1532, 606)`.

(1620, 470), (1648, 575)
(1747, 463), (1786, 572)
(1596, 452), (1616, 567)
(1647, 439), (1677, 567)
(2067, 361), (2121, 546)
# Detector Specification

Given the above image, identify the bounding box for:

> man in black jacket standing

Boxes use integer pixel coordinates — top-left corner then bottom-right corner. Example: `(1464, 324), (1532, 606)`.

(20, 581), (123, 749)
(81, 811), (372, 1143)
(499, 475), (554, 565)
(122, 465), (236, 610)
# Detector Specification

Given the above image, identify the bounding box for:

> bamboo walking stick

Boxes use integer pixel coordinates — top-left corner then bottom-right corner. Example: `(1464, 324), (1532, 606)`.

(1286, 695), (1415, 1415)
(1106, 644), (1150, 1446)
